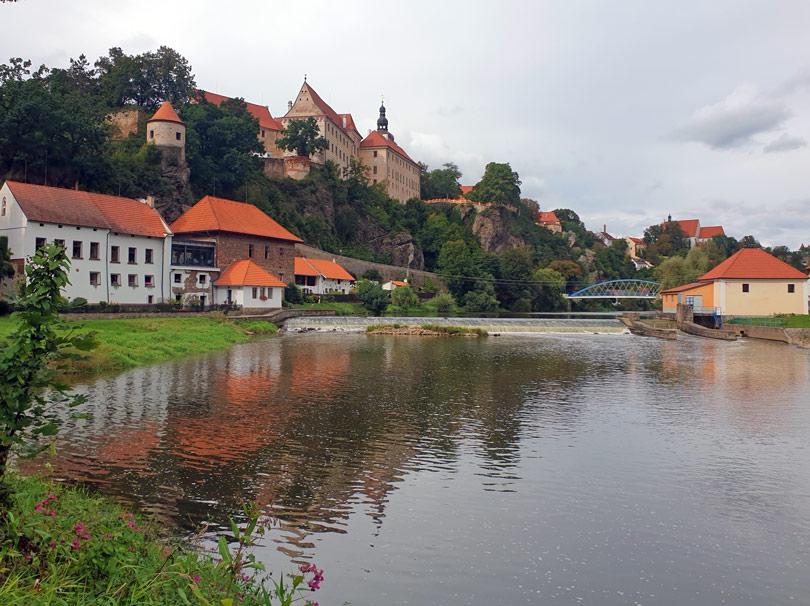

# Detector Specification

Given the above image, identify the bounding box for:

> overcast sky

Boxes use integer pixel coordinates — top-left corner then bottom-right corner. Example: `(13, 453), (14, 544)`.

(3, 0), (810, 247)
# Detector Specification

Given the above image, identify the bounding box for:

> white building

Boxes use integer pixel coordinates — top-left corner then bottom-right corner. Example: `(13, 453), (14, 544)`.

(0, 181), (173, 304)
(294, 257), (355, 294)
(213, 259), (285, 309)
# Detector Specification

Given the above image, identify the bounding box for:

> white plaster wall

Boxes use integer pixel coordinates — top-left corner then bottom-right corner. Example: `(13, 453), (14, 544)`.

(0, 184), (28, 257)
(106, 233), (169, 304)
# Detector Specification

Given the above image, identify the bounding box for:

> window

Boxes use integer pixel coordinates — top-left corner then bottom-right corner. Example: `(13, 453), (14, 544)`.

(788, 284), (795, 293)
(373, 151), (378, 158)
(171, 241), (215, 267)
(149, 130), (154, 139)
(145, 248), (153, 264)
(147, 295), (154, 304)
(252, 287), (258, 299)
(111, 246), (120, 263)
(35, 237), (46, 250)
(54, 239), (65, 250)
(90, 242), (100, 260)
(175, 131), (181, 140)
(265, 245), (270, 259)
(198, 274), (207, 285)
(373, 166), (377, 174)
(128, 274), (138, 287)
(278, 273), (284, 282)
(279, 247), (284, 258)
(742, 283), (749, 293)
(145, 275), (154, 287)
(72, 241), (82, 259)
(1, 197), (5, 216)
(89, 272), (100, 286)
(111, 274), (121, 287)
(128, 247), (137, 263)
(261, 129), (265, 137)
(174, 273), (182, 284)
(248, 244), (254, 258)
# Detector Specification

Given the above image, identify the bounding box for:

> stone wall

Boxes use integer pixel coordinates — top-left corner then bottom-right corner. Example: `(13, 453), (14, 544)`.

(217, 233), (296, 284)
(296, 243), (444, 289)
(261, 157), (285, 179)
(108, 108), (142, 140)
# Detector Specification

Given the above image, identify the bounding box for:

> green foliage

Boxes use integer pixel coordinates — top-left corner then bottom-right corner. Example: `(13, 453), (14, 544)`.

(463, 282), (499, 312)
(0, 235), (15, 279)
(465, 162), (521, 206)
(531, 267), (566, 311)
(275, 117), (328, 157)
(356, 279), (389, 316)
(0, 474), (322, 605)
(232, 320), (278, 335)
(420, 162), (462, 199)
(284, 282), (304, 305)
(655, 240), (726, 289)
(391, 285), (418, 308)
(419, 324), (488, 336)
(182, 98), (264, 199)
(739, 234), (761, 249)
(0, 245), (95, 476)
(432, 292), (456, 314)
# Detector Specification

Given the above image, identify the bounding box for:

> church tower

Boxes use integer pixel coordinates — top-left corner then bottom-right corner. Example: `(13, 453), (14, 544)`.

(146, 101), (186, 164)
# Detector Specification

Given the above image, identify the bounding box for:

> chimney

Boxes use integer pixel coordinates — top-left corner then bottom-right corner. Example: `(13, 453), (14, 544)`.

(146, 195), (155, 208)
(342, 116), (347, 129)
(603, 224), (606, 233)
(74, 181), (79, 191)
(367, 129), (372, 136)
(288, 100), (293, 110)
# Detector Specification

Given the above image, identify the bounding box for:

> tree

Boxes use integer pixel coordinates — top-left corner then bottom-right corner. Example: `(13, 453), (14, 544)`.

(0, 245), (95, 484)
(275, 117), (329, 157)
(437, 239), (479, 301)
(0, 236), (14, 280)
(711, 234), (739, 257)
(284, 282), (303, 304)
(432, 292), (455, 314)
(531, 267), (566, 311)
(356, 279), (389, 316)
(465, 162), (521, 206)
(739, 235), (761, 249)
(391, 285), (418, 308)
(361, 268), (382, 282)
(420, 162), (462, 200)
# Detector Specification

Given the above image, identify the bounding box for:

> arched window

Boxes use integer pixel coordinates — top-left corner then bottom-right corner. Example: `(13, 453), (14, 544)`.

(1, 197), (6, 216)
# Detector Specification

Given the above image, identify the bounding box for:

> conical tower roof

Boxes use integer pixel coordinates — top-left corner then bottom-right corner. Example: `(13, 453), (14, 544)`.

(147, 101), (184, 125)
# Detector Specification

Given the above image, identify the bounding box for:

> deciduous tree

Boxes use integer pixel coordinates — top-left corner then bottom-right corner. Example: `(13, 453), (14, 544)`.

(465, 162), (521, 206)
(275, 117), (329, 157)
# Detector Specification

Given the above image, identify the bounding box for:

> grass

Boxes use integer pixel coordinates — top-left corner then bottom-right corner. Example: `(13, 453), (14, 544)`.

(0, 316), (276, 375)
(776, 314), (810, 328)
(0, 473), (317, 606)
(365, 323), (487, 336)
(290, 301), (366, 316)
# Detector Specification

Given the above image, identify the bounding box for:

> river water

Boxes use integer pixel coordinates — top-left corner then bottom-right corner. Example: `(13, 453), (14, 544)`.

(36, 331), (810, 605)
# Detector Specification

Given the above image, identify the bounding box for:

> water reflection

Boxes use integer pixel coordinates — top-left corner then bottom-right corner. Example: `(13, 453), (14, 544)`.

(25, 333), (810, 605)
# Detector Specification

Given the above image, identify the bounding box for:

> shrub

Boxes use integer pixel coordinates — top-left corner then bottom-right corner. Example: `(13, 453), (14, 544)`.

(432, 292), (455, 314)
(391, 285), (418, 308)
(284, 282), (303, 304)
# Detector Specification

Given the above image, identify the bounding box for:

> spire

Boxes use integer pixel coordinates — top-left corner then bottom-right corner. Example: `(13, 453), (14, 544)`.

(377, 97), (388, 133)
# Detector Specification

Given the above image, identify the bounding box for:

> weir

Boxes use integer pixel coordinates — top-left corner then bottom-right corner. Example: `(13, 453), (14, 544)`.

(284, 315), (628, 334)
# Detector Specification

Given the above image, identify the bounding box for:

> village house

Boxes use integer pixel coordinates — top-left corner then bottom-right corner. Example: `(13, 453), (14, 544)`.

(168, 195), (302, 305)
(535, 211), (562, 233)
(660, 248), (808, 316)
(663, 217), (725, 248)
(294, 257), (355, 294)
(0, 181), (173, 304)
(213, 259), (286, 309)
(382, 279), (408, 291)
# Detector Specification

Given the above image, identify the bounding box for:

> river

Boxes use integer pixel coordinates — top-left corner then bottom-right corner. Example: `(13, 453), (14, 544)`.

(34, 331), (810, 605)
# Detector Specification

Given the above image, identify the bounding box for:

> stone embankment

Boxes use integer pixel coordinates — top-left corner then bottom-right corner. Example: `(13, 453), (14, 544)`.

(619, 313), (677, 340)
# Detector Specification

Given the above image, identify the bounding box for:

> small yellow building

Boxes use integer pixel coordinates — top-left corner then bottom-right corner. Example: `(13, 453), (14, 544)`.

(661, 248), (809, 316)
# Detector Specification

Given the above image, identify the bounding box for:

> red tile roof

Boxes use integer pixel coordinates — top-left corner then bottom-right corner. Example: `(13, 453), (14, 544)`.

(5, 181), (170, 237)
(392, 280), (408, 287)
(536, 211), (560, 225)
(460, 185), (474, 197)
(170, 196), (302, 242)
(299, 82), (345, 133)
(147, 101), (184, 125)
(339, 113), (360, 137)
(306, 258), (355, 281)
(698, 225), (725, 239)
(202, 91), (281, 131)
(214, 260), (286, 287)
(359, 130), (416, 164)
(660, 281), (711, 294)
(294, 257), (320, 277)
(664, 219), (699, 238)
(629, 237), (645, 245)
(700, 248), (808, 280)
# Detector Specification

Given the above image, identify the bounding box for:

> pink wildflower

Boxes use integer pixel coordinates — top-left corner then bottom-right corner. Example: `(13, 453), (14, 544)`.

(49, 541), (56, 548)
(35, 503), (43, 511)
(191, 574), (201, 583)
(47, 510), (56, 517)
(74, 524), (85, 533)
(72, 538), (81, 550)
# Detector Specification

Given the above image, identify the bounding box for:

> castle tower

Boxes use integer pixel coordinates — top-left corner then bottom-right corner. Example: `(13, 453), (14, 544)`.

(377, 100), (393, 141)
(146, 101), (186, 164)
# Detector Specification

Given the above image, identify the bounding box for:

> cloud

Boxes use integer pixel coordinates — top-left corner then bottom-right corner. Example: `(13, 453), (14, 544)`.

(763, 132), (807, 153)
(778, 66), (810, 95)
(672, 85), (790, 149)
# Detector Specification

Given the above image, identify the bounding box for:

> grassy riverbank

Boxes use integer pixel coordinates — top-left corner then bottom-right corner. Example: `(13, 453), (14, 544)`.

(0, 316), (276, 375)
(0, 473), (315, 605)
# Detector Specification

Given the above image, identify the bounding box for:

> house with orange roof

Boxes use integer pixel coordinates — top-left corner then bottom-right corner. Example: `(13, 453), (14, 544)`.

(535, 211), (562, 233)
(169, 195), (302, 305)
(625, 237), (647, 258)
(663, 217), (726, 248)
(660, 248), (808, 316)
(201, 91), (284, 157)
(214, 259), (286, 308)
(382, 279), (408, 291)
(147, 101), (186, 165)
(281, 80), (363, 174)
(357, 102), (421, 202)
(294, 257), (355, 295)
(0, 181), (173, 304)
